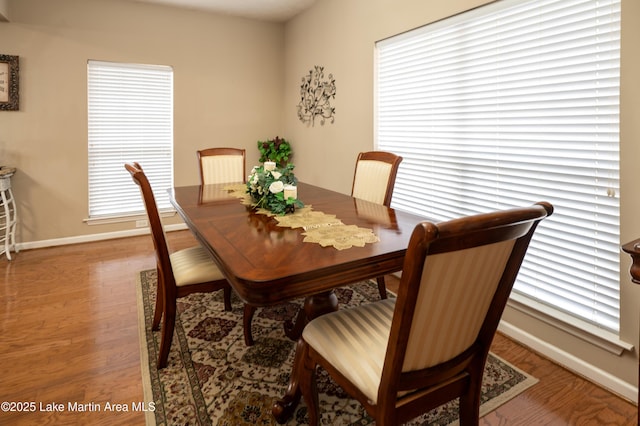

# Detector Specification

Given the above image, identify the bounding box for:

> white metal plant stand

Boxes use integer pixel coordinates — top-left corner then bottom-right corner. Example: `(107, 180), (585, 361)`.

(0, 167), (18, 260)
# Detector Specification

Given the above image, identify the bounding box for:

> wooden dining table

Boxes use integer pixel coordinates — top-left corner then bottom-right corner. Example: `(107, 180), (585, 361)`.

(168, 181), (428, 422)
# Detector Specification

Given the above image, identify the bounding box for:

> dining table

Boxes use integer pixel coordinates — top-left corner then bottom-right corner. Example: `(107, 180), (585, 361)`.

(168, 181), (428, 422)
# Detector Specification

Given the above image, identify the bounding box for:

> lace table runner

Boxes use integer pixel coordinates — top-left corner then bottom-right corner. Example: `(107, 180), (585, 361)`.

(224, 184), (379, 250)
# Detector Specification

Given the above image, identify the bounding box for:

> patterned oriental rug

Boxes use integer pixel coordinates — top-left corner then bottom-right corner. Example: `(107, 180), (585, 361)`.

(136, 269), (538, 425)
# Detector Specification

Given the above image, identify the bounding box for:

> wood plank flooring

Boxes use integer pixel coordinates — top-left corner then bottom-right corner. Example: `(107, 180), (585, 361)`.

(0, 230), (636, 425)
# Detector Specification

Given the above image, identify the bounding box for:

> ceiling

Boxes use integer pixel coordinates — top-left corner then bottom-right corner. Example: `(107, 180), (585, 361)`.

(125, 0), (317, 22)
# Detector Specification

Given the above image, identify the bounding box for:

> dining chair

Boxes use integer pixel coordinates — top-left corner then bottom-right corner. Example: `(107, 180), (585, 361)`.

(351, 151), (403, 299)
(196, 148), (257, 346)
(197, 147), (246, 185)
(125, 162), (233, 369)
(291, 202), (553, 425)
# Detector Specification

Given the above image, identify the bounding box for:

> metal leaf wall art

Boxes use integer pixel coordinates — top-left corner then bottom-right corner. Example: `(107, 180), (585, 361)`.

(297, 65), (336, 127)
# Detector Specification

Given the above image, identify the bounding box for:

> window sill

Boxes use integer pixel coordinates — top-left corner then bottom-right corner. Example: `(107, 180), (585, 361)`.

(84, 209), (176, 226)
(507, 293), (634, 356)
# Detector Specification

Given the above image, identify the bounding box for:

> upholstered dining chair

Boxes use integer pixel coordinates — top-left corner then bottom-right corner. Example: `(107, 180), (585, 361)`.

(197, 147), (246, 185)
(125, 162), (233, 369)
(351, 151), (403, 299)
(196, 148), (257, 346)
(290, 202), (553, 425)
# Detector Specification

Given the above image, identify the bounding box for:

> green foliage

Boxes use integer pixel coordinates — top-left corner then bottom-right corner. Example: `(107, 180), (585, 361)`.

(257, 136), (292, 167)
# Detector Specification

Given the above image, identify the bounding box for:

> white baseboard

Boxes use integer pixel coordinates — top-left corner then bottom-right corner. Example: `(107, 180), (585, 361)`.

(498, 321), (638, 403)
(15, 223), (188, 251)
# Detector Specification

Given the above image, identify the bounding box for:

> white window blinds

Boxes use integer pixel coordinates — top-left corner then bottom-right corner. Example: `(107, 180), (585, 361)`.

(376, 0), (620, 332)
(88, 60), (174, 219)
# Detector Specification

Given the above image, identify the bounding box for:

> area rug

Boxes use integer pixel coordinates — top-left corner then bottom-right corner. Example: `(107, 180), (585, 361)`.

(136, 269), (538, 425)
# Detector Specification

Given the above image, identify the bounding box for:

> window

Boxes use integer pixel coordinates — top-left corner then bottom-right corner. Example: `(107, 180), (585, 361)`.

(88, 60), (174, 220)
(376, 0), (620, 333)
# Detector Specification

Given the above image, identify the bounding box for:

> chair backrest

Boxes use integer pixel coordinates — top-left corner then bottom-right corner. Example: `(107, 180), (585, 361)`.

(197, 147), (246, 185)
(380, 202), (553, 399)
(351, 151), (402, 207)
(124, 162), (175, 291)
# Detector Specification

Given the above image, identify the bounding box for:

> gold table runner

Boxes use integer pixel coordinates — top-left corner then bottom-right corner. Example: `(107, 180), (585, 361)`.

(224, 184), (379, 250)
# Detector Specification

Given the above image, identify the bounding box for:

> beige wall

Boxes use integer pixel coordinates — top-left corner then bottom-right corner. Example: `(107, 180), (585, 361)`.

(284, 0), (640, 397)
(0, 0), (284, 241)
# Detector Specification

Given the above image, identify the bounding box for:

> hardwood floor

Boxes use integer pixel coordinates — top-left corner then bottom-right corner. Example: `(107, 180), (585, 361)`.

(0, 230), (636, 425)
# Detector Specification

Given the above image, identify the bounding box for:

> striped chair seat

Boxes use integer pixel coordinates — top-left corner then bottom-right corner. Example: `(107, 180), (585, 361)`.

(302, 298), (396, 404)
(170, 246), (226, 287)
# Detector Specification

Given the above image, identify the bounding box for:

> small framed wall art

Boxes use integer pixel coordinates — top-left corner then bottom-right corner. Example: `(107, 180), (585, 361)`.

(0, 54), (19, 111)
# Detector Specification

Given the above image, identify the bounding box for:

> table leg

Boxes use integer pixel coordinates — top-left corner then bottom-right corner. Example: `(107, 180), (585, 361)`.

(273, 338), (306, 423)
(283, 290), (338, 340)
(275, 290), (339, 423)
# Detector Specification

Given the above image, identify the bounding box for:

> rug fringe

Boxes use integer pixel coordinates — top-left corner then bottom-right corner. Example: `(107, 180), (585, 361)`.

(136, 271), (157, 426)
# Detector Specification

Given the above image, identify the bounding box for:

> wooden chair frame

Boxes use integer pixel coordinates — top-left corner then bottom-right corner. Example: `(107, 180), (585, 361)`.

(125, 162), (232, 368)
(289, 202), (553, 425)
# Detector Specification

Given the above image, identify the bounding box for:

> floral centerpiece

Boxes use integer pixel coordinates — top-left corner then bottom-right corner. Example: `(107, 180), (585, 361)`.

(247, 162), (304, 215)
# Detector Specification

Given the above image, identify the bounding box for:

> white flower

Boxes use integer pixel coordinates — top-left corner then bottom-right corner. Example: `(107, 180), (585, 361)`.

(271, 171), (282, 180)
(269, 181), (285, 194)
